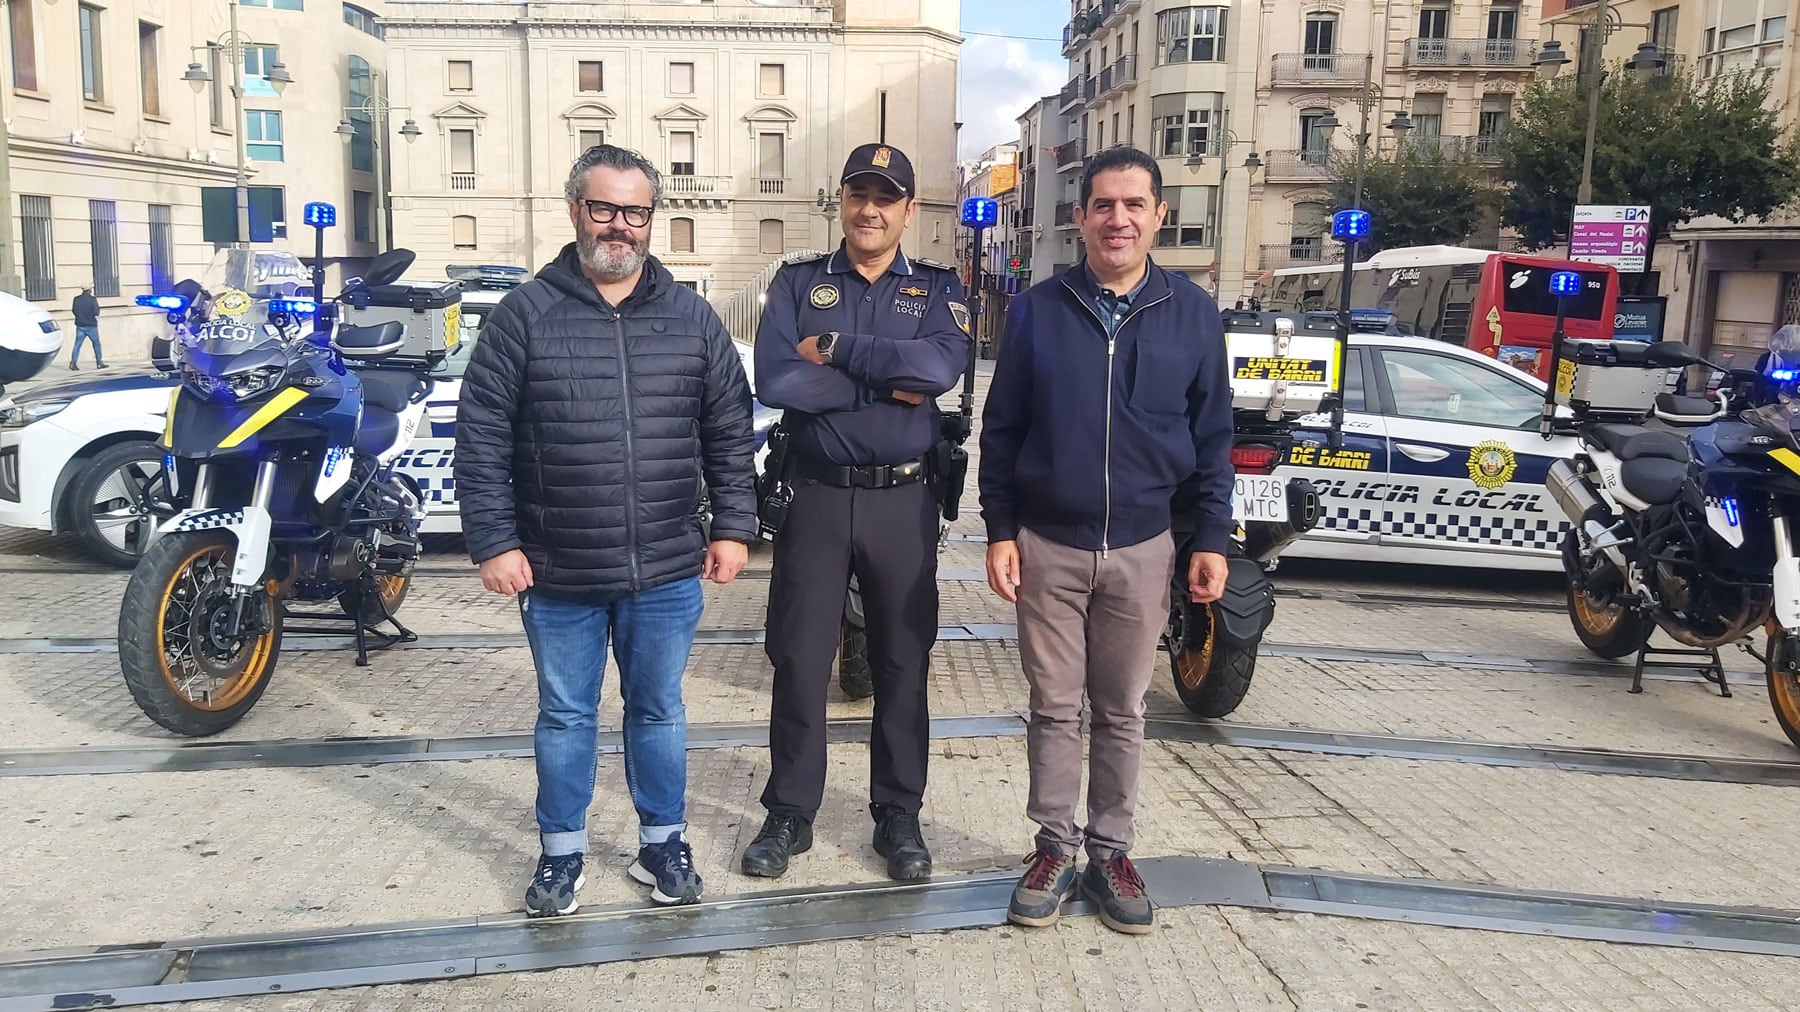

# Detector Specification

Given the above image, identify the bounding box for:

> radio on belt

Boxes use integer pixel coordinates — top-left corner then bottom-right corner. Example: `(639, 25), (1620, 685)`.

(1221, 310), (1341, 420)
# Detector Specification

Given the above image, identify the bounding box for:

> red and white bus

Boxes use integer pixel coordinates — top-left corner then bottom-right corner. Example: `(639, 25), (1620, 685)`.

(1261, 244), (1621, 382)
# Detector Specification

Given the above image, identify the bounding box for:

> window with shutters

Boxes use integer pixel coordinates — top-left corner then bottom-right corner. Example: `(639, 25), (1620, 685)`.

(447, 60), (472, 92)
(452, 215), (477, 250)
(669, 61), (694, 95)
(139, 23), (162, 117)
(759, 219), (784, 255)
(670, 217), (695, 254)
(759, 63), (784, 97)
(578, 60), (602, 93)
(10, 0), (36, 91)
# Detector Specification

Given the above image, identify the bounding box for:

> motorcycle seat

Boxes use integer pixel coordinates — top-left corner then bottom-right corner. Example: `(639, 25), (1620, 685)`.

(1655, 392), (1720, 425)
(1591, 423), (1690, 462)
(355, 367), (424, 414)
(1620, 456), (1686, 506)
(354, 407), (400, 457)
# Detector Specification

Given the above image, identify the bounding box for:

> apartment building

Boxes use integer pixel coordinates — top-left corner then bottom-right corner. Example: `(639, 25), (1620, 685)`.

(380, 0), (961, 298)
(2, 0), (387, 354)
(1013, 94), (1068, 287)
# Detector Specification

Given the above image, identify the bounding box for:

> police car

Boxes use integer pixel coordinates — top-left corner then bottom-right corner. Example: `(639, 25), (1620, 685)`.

(1276, 331), (1579, 571)
(0, 265), (775, 567)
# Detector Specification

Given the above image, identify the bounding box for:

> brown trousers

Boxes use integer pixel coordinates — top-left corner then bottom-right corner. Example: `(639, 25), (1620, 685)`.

(1015, 525), (1174, 860)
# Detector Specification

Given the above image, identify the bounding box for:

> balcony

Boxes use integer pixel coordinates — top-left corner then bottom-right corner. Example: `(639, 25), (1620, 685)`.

(449, 172), (476, 191)
(1095, 55), (1138, 99)
(1054, 200), (1078, 228)
(1062, 6), (1103, 55)
(754, 177), (788, 197)
(1058, 75), (1087, 112)
(1260, 242), (1341, 270)
(1270, 53), (1369, 87)
(662, 174), (734, 198)
(1261, 149), (1333, 182)
(1053, 137), (1087, 171)
(1428, 134), (1506, 163)
(1403, 37), (1540, 69)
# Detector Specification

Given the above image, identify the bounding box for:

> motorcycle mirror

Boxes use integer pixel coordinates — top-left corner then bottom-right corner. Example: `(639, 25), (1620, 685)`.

(359, 249), (417, 290)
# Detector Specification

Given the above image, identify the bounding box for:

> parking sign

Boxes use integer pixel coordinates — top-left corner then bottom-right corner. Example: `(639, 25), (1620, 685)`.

(1569, 204), (1652, 272)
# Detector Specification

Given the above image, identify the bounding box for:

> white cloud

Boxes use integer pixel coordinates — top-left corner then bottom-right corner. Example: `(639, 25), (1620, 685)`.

(957, 36), (1064, 160)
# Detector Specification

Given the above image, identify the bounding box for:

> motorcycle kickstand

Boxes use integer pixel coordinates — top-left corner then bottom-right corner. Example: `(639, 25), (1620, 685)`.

(1630, 639), (1729, 697)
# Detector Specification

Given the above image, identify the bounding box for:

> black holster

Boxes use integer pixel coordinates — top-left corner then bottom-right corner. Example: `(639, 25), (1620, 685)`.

(756, 422), (795, 542)
(930, 439), (970, 522)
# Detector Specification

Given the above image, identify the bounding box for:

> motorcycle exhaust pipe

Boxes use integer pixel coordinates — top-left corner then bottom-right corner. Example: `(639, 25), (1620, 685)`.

(1546, 459), (1610, 525)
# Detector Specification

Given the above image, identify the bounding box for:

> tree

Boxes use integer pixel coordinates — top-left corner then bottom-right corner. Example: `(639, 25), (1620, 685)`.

(1325, 144), (1493, 255)
(1501, 66), (1800, 254)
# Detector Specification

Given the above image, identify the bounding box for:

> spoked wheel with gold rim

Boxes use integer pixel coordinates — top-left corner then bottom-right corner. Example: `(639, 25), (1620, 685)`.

(1765, 633), (1800, 751)
(1166, 598), (1256, 718)
(118, 531), (283, 736)
(1561, 530), (1653, 659)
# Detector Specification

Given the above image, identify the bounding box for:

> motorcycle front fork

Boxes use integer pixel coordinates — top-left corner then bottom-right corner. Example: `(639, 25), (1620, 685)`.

(217, 460), (278, 637)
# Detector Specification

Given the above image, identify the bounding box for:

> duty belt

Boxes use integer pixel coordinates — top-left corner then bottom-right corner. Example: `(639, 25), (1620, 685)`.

(790, 454), (929, 489)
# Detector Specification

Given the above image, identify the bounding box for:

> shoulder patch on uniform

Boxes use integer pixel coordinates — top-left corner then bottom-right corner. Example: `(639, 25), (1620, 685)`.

(784, 251), (828, 265)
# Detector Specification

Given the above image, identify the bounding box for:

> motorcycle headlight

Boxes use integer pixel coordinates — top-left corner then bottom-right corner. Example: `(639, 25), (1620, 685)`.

(226, 365), (286, 401)
(0, 398), (72, 429)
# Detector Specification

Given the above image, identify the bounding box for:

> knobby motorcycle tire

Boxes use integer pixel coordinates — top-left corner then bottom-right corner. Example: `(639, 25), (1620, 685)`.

(1170, 601), (1257, 719)
(118, 530), (284, 737)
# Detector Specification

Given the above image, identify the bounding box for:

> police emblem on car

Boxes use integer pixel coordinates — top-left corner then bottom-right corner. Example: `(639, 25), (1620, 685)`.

(1467, 439), (1518, 490)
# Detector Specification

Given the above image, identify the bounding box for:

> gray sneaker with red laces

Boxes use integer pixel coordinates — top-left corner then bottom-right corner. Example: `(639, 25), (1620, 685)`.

(1081, 853), (1154, 934)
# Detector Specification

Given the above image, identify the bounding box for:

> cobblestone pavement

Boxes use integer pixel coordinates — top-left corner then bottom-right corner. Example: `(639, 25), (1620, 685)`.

(2, 380), (1798, 1006)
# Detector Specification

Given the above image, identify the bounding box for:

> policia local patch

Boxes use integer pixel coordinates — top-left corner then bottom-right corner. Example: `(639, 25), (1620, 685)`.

(1233, 357), (1329, 383)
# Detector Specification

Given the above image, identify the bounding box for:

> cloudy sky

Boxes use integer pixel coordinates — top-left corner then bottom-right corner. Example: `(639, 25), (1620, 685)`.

(957, 0), (1066, 160)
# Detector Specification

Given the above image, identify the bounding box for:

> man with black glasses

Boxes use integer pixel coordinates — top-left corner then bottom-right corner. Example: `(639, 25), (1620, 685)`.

(456, 144), (757, 916)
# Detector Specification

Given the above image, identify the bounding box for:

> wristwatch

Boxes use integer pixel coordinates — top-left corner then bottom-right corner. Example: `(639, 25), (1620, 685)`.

(815, 331), (839, 365)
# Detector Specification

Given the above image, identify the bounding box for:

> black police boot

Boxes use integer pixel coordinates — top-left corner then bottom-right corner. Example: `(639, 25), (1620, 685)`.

(872, 806), (932, 881)
(740, 812), (813, 878)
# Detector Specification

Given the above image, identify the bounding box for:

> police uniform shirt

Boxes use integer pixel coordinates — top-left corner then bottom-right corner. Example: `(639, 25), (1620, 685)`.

(754, 244), (972, 468)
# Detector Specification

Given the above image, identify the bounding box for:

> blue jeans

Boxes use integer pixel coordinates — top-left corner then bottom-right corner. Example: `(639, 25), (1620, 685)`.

(71, 325), (102, 366)
(519, 577), (704, 857)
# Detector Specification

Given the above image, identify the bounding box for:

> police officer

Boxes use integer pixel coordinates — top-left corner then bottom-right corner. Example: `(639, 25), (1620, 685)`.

(743, 142), (972, 882)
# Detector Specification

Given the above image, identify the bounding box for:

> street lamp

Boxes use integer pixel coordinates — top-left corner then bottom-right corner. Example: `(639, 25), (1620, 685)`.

(179, 0), (295, 247)
(335, 70), (420, 252)
(1184, 127), (1261, 301)
(1532, 0), (1666, 204)
(815, 186), (840, 246)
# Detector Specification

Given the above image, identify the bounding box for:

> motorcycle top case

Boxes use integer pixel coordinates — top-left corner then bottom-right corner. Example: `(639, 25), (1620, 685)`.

(1221, 312), (1340, 417)
(1553, 339), (1677, 414)
(339, 280), (462, 364)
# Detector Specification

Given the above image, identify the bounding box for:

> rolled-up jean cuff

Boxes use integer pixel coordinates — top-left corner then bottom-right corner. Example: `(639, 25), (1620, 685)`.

(639, 822), (686, 846)
(540, 829), (587, 858)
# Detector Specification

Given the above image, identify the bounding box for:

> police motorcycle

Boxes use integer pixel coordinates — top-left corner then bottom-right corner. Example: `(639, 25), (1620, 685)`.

(1161, 309), (1334, 717)
(117, 208), (456, 736)
(1538, 304), (1800, 715)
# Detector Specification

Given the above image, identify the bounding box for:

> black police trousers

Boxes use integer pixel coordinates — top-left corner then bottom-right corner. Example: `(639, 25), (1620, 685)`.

(761, 475), (939, 822)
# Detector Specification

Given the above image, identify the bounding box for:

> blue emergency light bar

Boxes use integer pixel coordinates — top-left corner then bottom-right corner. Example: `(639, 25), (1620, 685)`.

(1549, 270), (1582, 297)
(269, 298), (317, 315)
(303, 202), (337, 228)
(960, 197), (999, 229)
(1331, 209), (1371, 241)
(135, 294), (187, 311)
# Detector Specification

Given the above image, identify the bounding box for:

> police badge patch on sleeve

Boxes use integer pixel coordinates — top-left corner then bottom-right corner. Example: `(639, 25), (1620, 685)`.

(948, 301), (970, 334)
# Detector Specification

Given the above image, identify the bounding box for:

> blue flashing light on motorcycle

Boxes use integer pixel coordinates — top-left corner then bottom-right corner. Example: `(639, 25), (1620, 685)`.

(269, 298), (316, 315)
(1330, 209), (1370, 241)
(960, 197), (998, 229)
(303, 202), (337, 228)
(1549, 270), (1583, 297)
(1773, 369), (1799, 382)
(135, 294), (187, 311)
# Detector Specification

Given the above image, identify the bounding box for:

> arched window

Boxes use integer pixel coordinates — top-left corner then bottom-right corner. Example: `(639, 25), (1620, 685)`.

(759, 218), (784, 255)
(452, 215), (477, 251)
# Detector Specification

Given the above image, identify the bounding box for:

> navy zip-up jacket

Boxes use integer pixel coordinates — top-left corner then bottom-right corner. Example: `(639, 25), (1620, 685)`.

(978, 259), (1234, 555)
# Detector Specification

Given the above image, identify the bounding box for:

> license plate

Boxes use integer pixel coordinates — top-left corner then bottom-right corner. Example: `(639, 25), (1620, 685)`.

(1232, 475), (1286, 522)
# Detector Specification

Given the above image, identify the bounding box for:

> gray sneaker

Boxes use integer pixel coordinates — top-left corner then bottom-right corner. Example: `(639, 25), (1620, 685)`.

(1007, 845), (1079, 927)
(525, 852), (586, 917)
(1082, 853), (1154, 934)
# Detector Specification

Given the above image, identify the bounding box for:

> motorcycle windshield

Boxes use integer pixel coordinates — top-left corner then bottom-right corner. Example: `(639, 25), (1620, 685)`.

(1748, 397), (1800, 455)
(200, 248), (312, 300)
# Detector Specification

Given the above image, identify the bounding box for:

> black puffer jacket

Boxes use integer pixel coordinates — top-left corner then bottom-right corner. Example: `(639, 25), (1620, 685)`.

(454, 245), (756, 597)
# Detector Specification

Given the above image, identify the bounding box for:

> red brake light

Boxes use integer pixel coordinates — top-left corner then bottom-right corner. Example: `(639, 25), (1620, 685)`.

(1230, 444), (1281, 475)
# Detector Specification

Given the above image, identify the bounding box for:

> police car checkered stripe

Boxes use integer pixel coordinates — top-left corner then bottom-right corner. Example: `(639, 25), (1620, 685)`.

(411, 474), (456, 507)
(1319, 505), (1567, 550)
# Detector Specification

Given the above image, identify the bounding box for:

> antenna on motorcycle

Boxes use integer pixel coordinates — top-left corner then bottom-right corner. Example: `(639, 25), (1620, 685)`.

(303, 202), (337, 339)
(1329, 209), (1371, 451)
(1540, 270), (1582, 439)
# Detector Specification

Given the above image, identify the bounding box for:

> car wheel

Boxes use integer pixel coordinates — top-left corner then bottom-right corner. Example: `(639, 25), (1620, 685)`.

(69, 441), (174, 569)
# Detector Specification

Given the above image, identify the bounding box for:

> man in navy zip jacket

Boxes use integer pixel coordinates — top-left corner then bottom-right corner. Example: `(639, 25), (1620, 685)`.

(978, 145), (1233, 935)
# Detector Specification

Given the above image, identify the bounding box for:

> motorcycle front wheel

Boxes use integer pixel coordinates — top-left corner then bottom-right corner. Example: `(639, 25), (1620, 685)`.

(118, 530), (283, 736)
(1168, 599), (1256, 718)
(1765, 634), (1800, 751)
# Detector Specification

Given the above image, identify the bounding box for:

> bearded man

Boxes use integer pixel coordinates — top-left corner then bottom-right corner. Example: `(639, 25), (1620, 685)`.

(455, 143), (757, 916)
